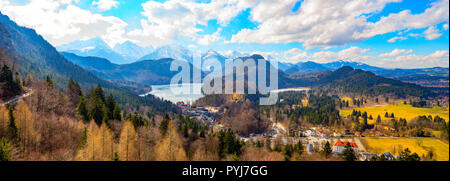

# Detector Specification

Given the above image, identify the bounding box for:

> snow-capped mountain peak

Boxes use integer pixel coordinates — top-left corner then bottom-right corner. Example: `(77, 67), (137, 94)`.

(139, 44), (193, 63)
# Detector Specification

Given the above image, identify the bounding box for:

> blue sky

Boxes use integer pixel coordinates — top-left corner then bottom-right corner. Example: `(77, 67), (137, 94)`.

(0, 0), (448, 68)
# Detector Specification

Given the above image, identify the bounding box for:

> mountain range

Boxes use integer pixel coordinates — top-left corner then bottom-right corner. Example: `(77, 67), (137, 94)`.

(285, 60), (449, 78)
(0, 12), (177, 112)
(62, 52), (200, 85)
(139, 44), (194, 64)
(57, 38), (153, 64)
(289, 66), (432, 98)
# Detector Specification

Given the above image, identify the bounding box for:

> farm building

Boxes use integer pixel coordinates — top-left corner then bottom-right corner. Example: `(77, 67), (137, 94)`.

(332, 141), (358, 154)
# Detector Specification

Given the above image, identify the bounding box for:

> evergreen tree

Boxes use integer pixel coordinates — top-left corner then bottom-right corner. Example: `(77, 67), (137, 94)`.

(65, 77), (83, 105)
(151, 117), (156, 127)
(293, 140), (304, 155)
(376, 115), (382, 124)
(45, 75), (53, 88)
(113, 104), (122, 121)
(77, 96), (89, 123)
(106, 94), (116, 120)
(89, 96), (107, 126)
(113, 152), (120, 161)
(93, 84), (106, 103)
(283, 144), (293, 161)
(7, 104), (17, 140)
(0, 137), (11, 161)
(159, 114), (170, 136)
(0, 64), (21, 97)
(341, 143), (357, 161)
(199, 127), (205, 138)
(182, 124), (189, 138)
(398, 148), (420, 161)
(322, 141), (332, 158)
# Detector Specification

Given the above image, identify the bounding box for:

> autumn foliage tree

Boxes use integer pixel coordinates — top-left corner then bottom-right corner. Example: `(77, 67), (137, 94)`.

(0, 106), (8, 138)
(14, 100), (40, 153)
(155, 120), (187, 161)
(118, 120), (139, 161)
(75, 120), (114, 161)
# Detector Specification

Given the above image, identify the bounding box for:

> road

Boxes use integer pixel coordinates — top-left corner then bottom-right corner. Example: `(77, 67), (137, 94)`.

(0, 89), (33, 107)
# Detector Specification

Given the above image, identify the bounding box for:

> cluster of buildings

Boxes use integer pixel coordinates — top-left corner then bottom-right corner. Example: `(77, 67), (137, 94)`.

(297, 127), (348, 138)
(427, 96), (449, 107)
(176, 101), (219, 127)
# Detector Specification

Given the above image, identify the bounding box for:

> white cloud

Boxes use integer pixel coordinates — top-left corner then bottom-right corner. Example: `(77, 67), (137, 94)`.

(127, 0), (251, 47)
(0, 0), (127, 46)
(92, 0), (119, 11)
(378, 50), (449, 68)
(230, 0), (449, 48)
(277, 46), (370, 63)
(379, 49), (413, 57)
(241, 46), (448, 69)
(424, 26), (443, 40)
(444, 23), (449, 30)
(355, 0), (449, 39)
(197, 28), (222, 46)
(387, 36), (407, 43)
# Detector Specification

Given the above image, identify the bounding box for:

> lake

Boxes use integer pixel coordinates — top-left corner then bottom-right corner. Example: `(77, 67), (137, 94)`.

(140, 83), (204, 104)
(270, 87), (310, 93)
(141, 84), (309, 104)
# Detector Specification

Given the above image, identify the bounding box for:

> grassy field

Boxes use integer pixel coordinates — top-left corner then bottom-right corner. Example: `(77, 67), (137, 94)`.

(361, 138), (449, 161)
(341, 102), (449, 124)
(341, 97), (359, 107)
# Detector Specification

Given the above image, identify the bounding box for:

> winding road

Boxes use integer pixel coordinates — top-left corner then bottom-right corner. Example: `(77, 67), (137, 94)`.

(0, 89), (33, 107)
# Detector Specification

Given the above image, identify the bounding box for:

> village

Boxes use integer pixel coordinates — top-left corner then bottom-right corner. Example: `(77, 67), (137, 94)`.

(175, 101), (402, 161)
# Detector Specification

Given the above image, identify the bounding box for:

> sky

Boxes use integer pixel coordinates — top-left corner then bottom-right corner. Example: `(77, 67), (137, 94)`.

(0, 0), (449, 68)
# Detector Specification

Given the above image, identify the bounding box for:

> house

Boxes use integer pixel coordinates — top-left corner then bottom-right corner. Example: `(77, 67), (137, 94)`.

(205, 106), (220, 113)
(304, 130), (317, 137)
(306, 144), (314, 153)
(360, 153), (378, 161)
(383, 152), (396, 161)
(332, 141), (358, 154)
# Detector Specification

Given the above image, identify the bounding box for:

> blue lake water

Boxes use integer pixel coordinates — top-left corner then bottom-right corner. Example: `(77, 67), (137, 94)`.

(141, 83), (309, 104)
(141, 83), (204, 104)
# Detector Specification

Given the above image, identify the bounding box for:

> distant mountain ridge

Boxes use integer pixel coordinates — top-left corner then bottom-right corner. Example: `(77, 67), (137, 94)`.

(56, 37), (130, 64)
(113, 40), (153, 60)
(62, 52), (201, 85)
(285, 61), (328, 75)
(139, 44), (193, 64)
(289, 66), (432, 97)
(284, 60), (449, 78)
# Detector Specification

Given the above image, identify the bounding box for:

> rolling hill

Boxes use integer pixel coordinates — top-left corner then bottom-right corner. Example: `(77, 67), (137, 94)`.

(284, 60), (448, 78)
(285, 61), (328, 75)
(291, 66), (432, 98)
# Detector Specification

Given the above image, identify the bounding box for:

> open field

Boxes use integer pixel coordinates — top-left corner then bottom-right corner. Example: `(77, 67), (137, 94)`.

(341, 97), (358, 107)
(360, 138), (449, 161)
(341, 102), (449, 124)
